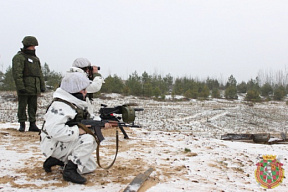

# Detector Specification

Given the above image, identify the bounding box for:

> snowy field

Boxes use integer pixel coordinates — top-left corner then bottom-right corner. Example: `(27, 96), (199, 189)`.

(0, 91), (287, 192)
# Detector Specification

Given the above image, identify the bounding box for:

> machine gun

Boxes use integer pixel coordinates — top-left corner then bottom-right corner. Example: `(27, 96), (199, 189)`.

(65, 104), (143, 169)
(65, 104), (143, 141)
(99, 104), (144, 139)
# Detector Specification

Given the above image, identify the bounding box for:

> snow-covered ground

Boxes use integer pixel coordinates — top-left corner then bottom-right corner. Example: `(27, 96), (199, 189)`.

(0, 91), (287, 192)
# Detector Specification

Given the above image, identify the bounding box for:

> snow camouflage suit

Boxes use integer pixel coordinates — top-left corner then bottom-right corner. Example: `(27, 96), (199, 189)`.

(68, 66), (105, 94)
(12, 50), (45, 123)
(40, 88), (97, 174)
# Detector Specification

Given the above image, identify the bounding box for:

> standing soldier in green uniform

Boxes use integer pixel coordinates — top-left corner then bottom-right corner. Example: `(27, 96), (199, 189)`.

(12, 36), (46, 132)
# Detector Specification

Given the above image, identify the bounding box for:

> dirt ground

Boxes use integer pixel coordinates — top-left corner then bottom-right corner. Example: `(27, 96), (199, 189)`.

(1, 123), (287, 191)
(0, 127), (190, 191)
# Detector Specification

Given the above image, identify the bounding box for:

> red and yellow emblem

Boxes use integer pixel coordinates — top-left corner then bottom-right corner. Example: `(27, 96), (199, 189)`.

(255, 155), (285, 189)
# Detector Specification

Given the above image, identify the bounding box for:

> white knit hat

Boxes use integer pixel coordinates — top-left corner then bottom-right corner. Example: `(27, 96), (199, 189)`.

(60, 72), (91, 93)
(72, 58), (91, 68)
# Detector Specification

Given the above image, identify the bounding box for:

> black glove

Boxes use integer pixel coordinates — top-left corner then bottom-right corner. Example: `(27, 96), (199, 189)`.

(19, 89), (27, 94)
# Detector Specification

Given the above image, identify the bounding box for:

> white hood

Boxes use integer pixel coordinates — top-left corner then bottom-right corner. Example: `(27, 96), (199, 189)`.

(53, 88), (88, 110)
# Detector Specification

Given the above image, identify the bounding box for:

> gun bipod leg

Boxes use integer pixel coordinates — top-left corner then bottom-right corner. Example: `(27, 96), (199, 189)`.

(119, 126), (129, 139)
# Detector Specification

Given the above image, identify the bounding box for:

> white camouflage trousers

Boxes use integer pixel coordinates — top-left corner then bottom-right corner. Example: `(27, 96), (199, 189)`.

(51, 134), (97, 174)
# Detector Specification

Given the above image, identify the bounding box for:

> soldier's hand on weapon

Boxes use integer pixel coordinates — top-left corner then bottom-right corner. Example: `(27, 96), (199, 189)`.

(103, 121), (118, 129)
(104, 123), (113, 129)
(109, 121), (119, 128)
(79, 128), (86, 135)
(77, 123), (88, 135)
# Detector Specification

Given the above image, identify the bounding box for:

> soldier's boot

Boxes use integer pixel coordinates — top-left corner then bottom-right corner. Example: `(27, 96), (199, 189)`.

(19, 122), (25, 132)
(43, 157), (64, 173)
(63, 160), (87, 184)
(29, 121), (40, 132)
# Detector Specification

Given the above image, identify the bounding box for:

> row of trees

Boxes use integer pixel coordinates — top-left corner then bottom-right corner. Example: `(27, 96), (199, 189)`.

(225, 75), (286, 101)
(0, 63), (287, 102)
(101, 71), (173, 99)
(101, 73), (287, 101)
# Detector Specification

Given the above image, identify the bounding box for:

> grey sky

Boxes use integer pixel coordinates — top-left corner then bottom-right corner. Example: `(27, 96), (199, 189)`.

(1, 0), (288, 82)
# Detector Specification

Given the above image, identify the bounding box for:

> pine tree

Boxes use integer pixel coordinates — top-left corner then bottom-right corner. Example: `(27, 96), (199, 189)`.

(0, 66), (16, 91)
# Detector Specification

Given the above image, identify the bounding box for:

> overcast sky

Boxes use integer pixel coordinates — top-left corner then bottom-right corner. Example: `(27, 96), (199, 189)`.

(1, 0), (288, 82)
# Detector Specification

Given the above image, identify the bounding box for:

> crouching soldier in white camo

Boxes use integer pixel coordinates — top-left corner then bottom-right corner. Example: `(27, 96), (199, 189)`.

(40, 72), (110, 184)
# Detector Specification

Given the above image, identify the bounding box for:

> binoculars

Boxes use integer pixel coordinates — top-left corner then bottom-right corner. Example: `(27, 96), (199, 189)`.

(88, 66), (100, 71)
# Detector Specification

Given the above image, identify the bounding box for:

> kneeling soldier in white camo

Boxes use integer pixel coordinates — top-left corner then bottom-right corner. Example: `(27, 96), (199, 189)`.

(40, 72), (110, 184)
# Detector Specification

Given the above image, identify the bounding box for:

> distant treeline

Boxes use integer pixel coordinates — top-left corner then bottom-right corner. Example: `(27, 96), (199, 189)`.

(0, 63), (287, 102)
(100, 72), (287, 102)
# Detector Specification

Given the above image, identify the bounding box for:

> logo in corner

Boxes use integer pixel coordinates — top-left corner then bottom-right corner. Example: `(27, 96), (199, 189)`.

(255, 155), (285, 189)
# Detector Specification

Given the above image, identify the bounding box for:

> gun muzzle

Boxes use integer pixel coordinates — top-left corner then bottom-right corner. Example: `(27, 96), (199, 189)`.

(134, 108), (144, 112)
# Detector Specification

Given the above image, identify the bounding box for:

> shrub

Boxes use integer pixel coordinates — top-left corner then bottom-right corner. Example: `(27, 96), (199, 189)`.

(245, 89), (261, 102)
(274, 86), (286, 101)
(212, 88), (221, 98)
(225, 86), (238, 99)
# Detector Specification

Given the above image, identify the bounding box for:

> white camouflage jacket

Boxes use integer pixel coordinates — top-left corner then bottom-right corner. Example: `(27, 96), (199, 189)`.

(68, 67), (104, 93)
(40, 88), (90, 157)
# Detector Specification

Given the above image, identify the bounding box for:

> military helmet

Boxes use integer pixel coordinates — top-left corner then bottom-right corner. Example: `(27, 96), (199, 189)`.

(22, 36), (38, 47)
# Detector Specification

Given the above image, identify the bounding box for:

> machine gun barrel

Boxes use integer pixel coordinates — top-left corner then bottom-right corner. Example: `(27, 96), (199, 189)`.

(134, 108), (144, 112)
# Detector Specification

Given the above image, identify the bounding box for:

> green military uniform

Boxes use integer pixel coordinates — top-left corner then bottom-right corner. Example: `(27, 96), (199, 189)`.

(12, 36), (45, 126)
